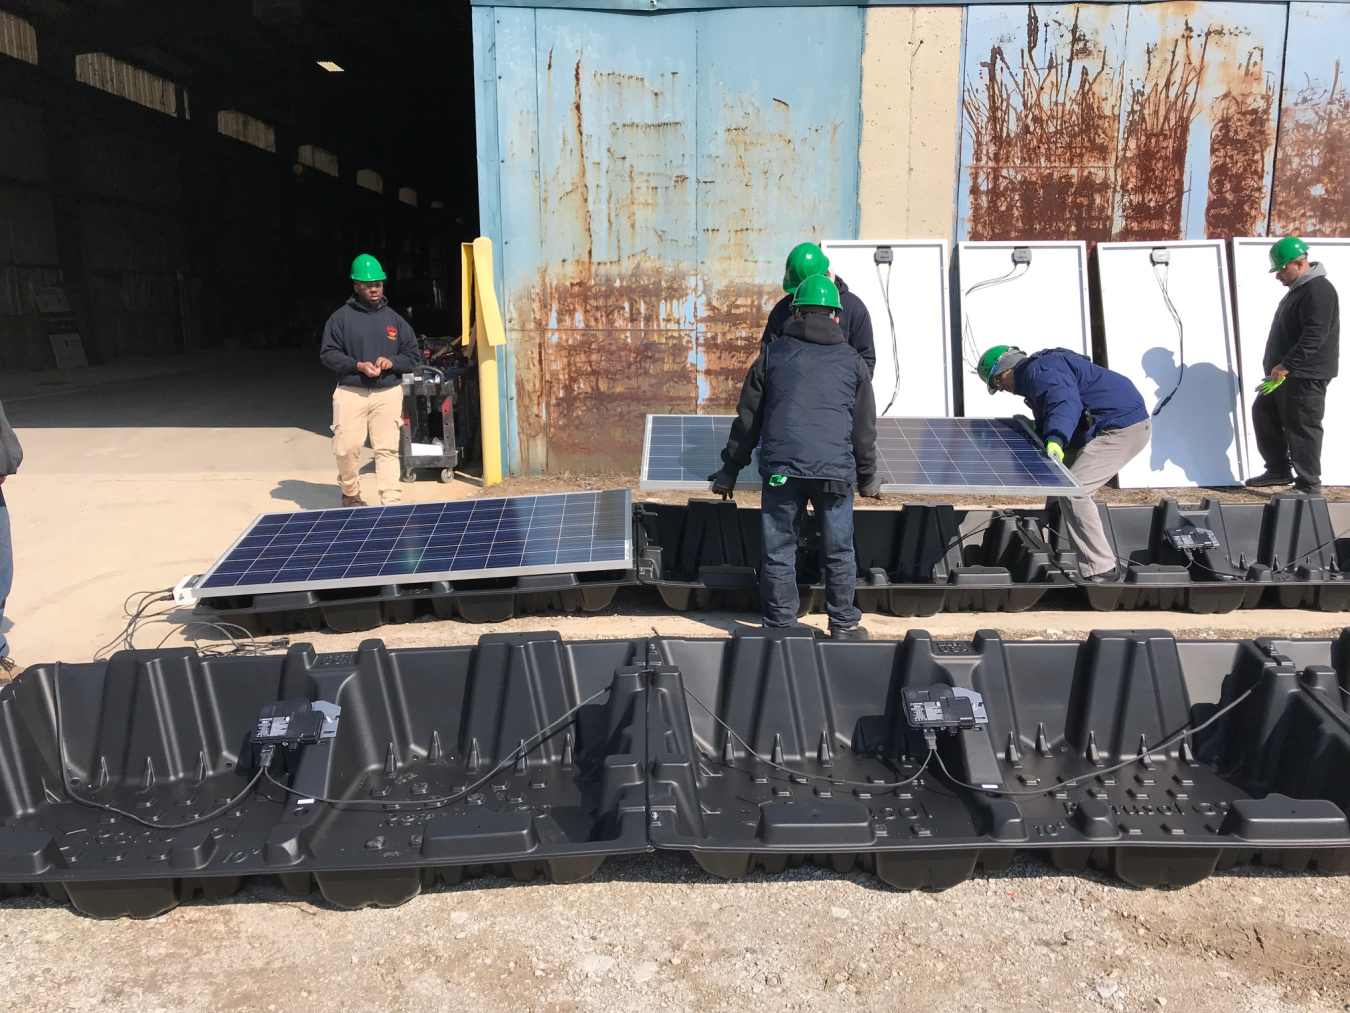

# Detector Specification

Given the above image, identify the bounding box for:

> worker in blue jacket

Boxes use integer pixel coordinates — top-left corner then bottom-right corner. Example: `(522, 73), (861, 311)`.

(978, 346), (1151, 583)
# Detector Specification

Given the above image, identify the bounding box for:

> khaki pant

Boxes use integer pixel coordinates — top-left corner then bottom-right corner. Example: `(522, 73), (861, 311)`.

(1058, 419), (1153, 577)
(332, 384), (403, 504)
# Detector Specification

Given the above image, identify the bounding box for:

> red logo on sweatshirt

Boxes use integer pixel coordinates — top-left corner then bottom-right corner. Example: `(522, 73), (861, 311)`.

(386, 326), (398, 339)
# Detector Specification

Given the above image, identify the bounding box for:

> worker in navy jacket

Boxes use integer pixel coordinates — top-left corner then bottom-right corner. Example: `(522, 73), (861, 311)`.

(978, 346), (1151, 582)
(711, 276), (879, 639)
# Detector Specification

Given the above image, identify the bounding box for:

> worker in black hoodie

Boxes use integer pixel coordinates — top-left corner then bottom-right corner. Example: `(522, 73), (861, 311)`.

(760, 242), (875, 377)
(320, 254), (421, 506)
(710, 276), (879, 639)
(1246, 237), (1341, 494)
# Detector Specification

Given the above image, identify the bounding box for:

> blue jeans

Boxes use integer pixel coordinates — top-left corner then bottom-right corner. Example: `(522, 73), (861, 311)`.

(760, 479), (861, 629)
(0, 506), (12, 656)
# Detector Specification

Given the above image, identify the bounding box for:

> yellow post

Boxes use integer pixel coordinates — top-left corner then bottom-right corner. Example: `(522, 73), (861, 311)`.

(461, 238), (506, 486)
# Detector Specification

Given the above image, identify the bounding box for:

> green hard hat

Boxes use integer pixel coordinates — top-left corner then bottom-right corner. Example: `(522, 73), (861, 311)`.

(792, 274), (842, 310)
(1269, 236), (1309, 273)
(782, 242), (830, 292)
(978, 345), (1014, 392)
(350, 253), (387, 282)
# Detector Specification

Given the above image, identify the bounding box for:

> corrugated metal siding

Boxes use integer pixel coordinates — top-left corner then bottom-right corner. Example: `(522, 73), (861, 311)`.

(484, 6), (862, 473)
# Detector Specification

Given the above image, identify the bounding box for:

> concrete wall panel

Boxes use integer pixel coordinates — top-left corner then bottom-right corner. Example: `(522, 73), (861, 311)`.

(858, 6), (963, 239)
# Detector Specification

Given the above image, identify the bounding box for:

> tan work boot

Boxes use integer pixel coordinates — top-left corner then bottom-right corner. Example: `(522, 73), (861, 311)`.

(341, 494), (365, 507)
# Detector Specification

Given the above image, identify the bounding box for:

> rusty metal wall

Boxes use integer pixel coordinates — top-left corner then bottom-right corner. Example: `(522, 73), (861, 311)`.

(475, 5), (863, 474)
(958, 2), (1288, 243)
(476, 1), (1350, 475)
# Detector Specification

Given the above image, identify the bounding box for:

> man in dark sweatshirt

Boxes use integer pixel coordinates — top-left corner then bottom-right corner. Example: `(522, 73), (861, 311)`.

(1246, 237), (1340, 494)
(319, 254), (420, 505)
(710, 276), (879, 639)
(760, 242), (875, 378)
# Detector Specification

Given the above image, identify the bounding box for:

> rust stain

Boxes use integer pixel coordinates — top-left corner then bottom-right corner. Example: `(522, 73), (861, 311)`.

(1205, 50), (1275, 237)
(529, 262), (699, 473)
(1272, 60), (1350, 236)
(962, 8), (1122, 242)
(1116, 25), (1207, 241)
(698, 280), (781, 410)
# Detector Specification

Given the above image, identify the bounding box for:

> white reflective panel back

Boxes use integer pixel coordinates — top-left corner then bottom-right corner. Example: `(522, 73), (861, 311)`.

(955, 241), (1091, 418)
(1232, 238), (1349, 485)
(820, 240), (952, 417)
(1096, 240), (1247, 488)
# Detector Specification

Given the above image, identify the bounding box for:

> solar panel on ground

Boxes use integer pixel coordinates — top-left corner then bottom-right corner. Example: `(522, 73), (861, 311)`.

(180, 490), (633, 601)
(640, 414), (1084, 496)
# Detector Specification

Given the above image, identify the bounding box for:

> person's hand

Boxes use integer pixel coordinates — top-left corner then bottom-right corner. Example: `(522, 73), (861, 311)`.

(1271, 363), (1289, 381)
(708, 468), (737, 499)
(1257, 374), (1286, 396)
(858, 478), (882, 500)
(356, 361), (381, 378)
(1045, 440), (1064, 463)
(375, 356), (393, 371)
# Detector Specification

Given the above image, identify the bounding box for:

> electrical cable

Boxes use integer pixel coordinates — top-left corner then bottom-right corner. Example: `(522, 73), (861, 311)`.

(51, 664), (266, 829)
(960, 258), (1031, 374)
(682, 684), (932, 789)
(1277, 522), (1350, 572)
(1150, 257), (1186, 416)
(263, 685), (614, 809)
(930, 684), (1255, 798)
(874, 259), (903, 415)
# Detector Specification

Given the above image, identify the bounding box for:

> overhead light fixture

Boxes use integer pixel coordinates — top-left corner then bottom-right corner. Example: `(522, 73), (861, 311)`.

(317, 61), (344, 72)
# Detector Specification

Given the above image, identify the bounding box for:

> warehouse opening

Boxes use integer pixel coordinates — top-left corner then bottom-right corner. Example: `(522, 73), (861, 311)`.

(0, 0), (478, 427)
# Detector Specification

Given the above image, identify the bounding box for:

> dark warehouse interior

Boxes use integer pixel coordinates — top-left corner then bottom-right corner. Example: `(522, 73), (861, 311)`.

(0, 0), (478, 372)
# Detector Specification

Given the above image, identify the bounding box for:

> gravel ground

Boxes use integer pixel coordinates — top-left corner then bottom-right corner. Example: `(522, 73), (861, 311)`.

(1, 854), (1347, 1013)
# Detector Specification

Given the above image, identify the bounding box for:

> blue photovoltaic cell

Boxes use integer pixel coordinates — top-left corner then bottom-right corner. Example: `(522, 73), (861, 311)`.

(194, 490), (632, 596)
(640, 414), (1081, 494)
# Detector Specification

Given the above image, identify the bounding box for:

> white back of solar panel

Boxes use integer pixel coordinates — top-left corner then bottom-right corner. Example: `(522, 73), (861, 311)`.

(820, 240), (952, 417)
(1095, 239), (1248, 488)
(955, 241), (1092, 419)
(1231, 237), (1349, 485)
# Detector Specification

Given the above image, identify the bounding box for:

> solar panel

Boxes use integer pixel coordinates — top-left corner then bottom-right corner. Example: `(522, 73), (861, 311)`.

(640, 414), (1084, 496)
(178, 490), (633, 602)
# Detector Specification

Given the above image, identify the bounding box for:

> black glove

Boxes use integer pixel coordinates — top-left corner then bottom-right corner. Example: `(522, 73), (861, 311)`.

(858, 478), (882, 500)
(708, 468), (738, 499)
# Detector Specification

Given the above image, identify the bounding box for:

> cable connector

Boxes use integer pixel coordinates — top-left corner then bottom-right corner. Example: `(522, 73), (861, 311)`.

(1011, 246), (1032, 265)
(1149, 247), (1171, 266)
(873, 245), (893, 265)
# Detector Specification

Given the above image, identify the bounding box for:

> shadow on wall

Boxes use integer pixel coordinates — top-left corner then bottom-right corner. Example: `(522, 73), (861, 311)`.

(1141, 347), (1237, 485)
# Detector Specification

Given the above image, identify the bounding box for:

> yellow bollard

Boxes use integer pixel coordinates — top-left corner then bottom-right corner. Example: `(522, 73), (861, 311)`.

(461, 238), (506, 486)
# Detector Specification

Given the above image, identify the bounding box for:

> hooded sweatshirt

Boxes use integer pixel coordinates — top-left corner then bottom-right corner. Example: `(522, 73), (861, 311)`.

(760, 275), (876, 378)
(1264, 262), (1340, 379)
(722, 310), (877, 492)
(320, 294), (421, 389)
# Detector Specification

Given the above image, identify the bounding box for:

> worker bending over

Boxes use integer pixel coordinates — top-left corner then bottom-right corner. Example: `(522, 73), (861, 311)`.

(711, 277), (880, 639)
(761, 242), (876, 378)
(1246, 236), (1340, 494)
(979, 346), (1150, 583)
(320, 254), (420, 506)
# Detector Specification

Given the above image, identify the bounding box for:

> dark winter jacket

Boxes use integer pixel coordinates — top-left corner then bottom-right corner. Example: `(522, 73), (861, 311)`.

(761, 275), (876, 378)
(0, 399), (21, 509)
(723, 311), (877, 489)
(320, 294), (421, 389)
(1012, 348), (1148, 450)
(1264, 263), (1340, 379)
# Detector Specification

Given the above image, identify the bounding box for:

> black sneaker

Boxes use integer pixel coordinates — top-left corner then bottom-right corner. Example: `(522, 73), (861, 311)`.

(1294, 482), (1323, 496)
(1084, 568), (1121, 584)
(1245, 471), (1294, 488)
(829, 625), (870, 641)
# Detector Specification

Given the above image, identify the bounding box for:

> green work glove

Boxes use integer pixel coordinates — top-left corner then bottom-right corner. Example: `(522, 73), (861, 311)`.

(1045, 440), (1064, 463)
(1256, 374), (1286, 396)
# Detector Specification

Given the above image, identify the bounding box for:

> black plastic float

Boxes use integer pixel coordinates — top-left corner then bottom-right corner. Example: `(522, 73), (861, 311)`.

(4, 628), (1350, 917)
(190, 495), (1350, 633)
